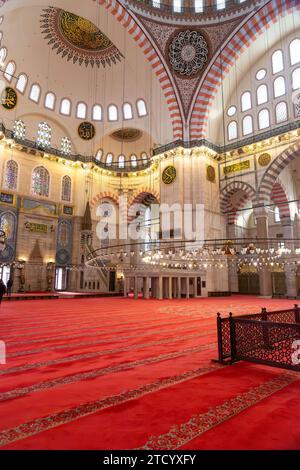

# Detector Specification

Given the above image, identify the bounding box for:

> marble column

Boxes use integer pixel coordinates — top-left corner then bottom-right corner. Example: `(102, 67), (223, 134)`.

(143, 276), (149, 299)
(134, 276), (138, 300)
(157, 276), (163, 300)
(177, 277), (181, 299)
(124, 276), (128, 297)
(186, 277), (190, 299)
(168, 277), (172, 299)
(256, 210), (272, 296)
(194, 277), (198, 297)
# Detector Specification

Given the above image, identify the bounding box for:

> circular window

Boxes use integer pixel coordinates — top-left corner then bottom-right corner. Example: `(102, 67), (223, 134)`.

(227, 106), (237, 117)
(256, 69), (267, 81)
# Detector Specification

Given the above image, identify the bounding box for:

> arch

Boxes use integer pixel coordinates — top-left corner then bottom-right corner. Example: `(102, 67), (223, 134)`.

(220, 181), (256, 225)
(258, 142), (300, 207)
(190, 0), (300, 139)
(90, 192), (119, 209)
(270, 181), (291, 221)
(128, 190), (160, 223)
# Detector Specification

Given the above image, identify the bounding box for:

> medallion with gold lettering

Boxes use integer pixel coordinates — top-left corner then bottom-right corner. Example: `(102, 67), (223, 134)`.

(1, 87), (17, 110)
(78, 121), (95, 140)
(258, 153), (271, 167)
(162, 165), (176, 185)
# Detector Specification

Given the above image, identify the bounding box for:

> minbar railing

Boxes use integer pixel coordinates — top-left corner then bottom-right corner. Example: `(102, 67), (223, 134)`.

(216, 305), (300, 371)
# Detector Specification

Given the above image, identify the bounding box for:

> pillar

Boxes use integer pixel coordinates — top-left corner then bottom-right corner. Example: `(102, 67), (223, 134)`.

(282, 219), (294, 251)
(177, 277), (181, 299)
(256, 210), (272, 296)
(168, 277), (172, 299)
(194, 277), (198, 297)
(186, 277), (190, 299)
(157, 276), (163, 300)
(134, 276), (138, 299)
(124, 276), (128, 297)
(143, 276), (149, 299)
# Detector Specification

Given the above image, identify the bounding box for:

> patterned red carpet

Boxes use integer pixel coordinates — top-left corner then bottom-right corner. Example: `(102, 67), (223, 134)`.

(0, 295), (299, 450)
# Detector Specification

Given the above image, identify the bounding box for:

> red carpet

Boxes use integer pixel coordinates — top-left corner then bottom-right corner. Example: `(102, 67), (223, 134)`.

(0, 295), (299, 450)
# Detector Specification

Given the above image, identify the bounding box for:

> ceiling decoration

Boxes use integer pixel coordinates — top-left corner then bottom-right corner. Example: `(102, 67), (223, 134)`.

(168, 30), (209, 77)
(110, 128), (142, 142)
(40, 7), (124, 68)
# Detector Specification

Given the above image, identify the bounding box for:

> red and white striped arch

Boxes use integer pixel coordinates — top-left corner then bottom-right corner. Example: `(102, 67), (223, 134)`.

(258, 141), (300, 208)
(94, 0), (182, 139)
(90, 191), (119, 209)
(271, 182), (291, 220)
(189, 0), (300, 140)
(220, 181), (256, 225)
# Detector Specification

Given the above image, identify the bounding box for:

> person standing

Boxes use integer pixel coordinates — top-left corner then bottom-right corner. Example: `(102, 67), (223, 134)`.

(0, 280), (6, 305)
(6, 277), (13, 296)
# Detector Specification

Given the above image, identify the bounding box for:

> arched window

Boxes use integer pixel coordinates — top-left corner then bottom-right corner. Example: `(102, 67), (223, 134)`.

(273, 76), (286, 98)
(228, 121), (237, 140)
(37, 122), (51, 148)
(3, 160), (18, 190)
(76, 102), (87, 119)
(272, 50), (284, 74)
(216, 0), (225, 9)
(108, 104), (118, 121)
(194, 0), (203, 12)
(241, 91), (252, 112)
(16, 74), (27, 93)
(4, 61), (15, 82)
(292, 68), (300, 90)
(137, 99), (147, 117)
(256, 69), (267, 81)
(31, 166), (50, 197)
(44, 92), (56, 110)
(61, 137), (71, 156)
(173, 0), (182, 12)
(141, 152), (148, 165)
(130, 154), (137, 167)
(123, 103), (133, 120)
(290, 39), (300, 66)
(258, 109), (270, 130)
(61, 175), (72, 202)
(92, 104), (102, 121)
(13, 119), (25, 140)
(242, 115), (253, 136)
(118, 155), (125, 168)
(294, 91), (300, 118)
(29, 84), (41, 103)
(0, 46), (6, 64)
(257, 84), (268, 105)
(106, 153), (113, 166)
(95, 149), (103, 162)
(274, 206), (281, 223)
(275, 101), (288, 123)
(60, 98), (71, 116)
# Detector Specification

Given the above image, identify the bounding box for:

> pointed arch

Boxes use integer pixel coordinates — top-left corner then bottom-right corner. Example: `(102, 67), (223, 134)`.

(220, 181), (256, 225)
(258, 142), (300, 207)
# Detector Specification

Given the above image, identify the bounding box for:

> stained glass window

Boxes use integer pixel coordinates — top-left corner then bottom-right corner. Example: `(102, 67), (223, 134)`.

(13, 119), (25, 140)
(0, 212), (14, 239)
(61, 175), (71, 202)
(61, 137), (71, 156)
(3, 160), (18, 190)
(37, 122), (51, 148)
(32, 166), (50, 197)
